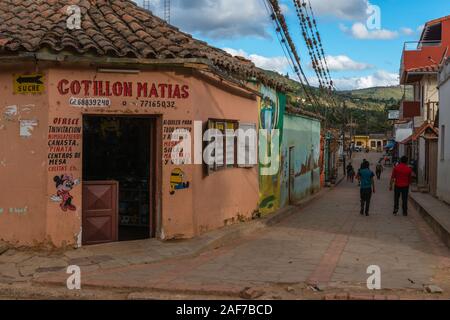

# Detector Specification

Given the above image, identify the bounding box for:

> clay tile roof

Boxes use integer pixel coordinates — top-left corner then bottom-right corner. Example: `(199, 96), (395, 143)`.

(0, 0), (284, 90)
(407, 65), (439, 73)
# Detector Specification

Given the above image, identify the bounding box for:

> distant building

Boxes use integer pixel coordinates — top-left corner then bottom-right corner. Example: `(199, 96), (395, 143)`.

(368, 134), (389, 151)
(398, 15), (450, 194)
(352, 135), (370, 149)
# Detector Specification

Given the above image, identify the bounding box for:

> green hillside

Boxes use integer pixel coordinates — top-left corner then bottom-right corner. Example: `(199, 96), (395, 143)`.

(340, 86), (413, 101)
(263, 70), (408, 135)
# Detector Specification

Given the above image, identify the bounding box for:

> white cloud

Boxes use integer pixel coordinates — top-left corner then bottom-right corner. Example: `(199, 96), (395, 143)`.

(309, 0), (370, 20)
(417, 25), (425, 33)
(140, 0), (271, 39)
(223, 48), (290, 74)
(321, 55), (372, 71)
(400, 28), (414, 36)
(331, 70), (399, 90)
(345, 22), (399, 40)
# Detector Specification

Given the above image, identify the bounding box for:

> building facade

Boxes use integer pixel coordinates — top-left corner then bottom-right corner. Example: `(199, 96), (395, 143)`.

(398, 15), (450, 193)
(0, 0), (286, 247)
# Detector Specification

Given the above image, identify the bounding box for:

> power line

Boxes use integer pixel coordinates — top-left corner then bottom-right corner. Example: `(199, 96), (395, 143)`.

(292, 0), (326, 88)
(292, 0), (340, 115)
(264, 0), (321, 107)
(303, 0), (335, 91)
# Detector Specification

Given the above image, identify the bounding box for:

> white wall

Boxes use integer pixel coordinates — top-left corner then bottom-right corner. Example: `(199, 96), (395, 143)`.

(437, 62), (450, 204)
(418, 138), (426, 185)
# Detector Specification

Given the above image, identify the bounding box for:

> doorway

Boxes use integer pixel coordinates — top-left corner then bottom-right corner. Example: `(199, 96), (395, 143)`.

(82, 116), (156, 245)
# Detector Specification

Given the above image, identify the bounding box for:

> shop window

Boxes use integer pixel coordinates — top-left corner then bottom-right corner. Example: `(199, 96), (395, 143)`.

(205, 119), (256, 174)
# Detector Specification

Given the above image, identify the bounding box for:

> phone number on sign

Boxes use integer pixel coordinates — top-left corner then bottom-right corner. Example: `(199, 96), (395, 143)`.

(69, 97), (111, 107)
(139, 100), (176, 109)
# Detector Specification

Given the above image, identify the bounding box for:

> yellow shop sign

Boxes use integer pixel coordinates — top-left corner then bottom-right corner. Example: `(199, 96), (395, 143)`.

(13, 74), (45, 94)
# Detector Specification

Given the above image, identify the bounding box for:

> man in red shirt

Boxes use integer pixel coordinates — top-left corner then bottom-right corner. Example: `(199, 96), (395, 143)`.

(390, 156), (413, 216)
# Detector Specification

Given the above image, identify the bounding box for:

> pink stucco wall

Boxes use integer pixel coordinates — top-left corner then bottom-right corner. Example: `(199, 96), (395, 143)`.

(0, 64), (259, 247)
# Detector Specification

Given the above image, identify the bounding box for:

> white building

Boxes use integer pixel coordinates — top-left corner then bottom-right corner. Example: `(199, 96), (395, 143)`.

(437, 58), (450, 204)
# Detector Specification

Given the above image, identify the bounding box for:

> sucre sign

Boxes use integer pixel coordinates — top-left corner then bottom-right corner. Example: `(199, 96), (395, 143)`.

(57, 79), (190, 99)
(13, 74), (45, 94)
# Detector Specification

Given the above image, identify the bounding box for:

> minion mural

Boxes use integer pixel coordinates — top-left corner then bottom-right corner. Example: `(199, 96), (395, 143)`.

(258, 85), (286, 215)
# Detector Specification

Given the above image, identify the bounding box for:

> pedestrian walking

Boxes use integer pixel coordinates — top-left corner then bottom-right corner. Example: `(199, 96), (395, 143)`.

(346, 163), (355, 183)
(375, 161), (383, 180)
(390, 156), (413, 216)
(357, 160), (376, 216)
(357, 159), (367, 187)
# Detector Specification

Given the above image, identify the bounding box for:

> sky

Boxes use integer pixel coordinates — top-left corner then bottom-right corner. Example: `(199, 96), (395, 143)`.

(136, 0), (450, 91)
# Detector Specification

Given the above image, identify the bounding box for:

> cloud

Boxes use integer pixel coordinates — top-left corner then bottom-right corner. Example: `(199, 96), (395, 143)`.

(223, 48), (290, 74)
(139, 0), (272, 39)
(417, 25), (425, 33)
(331, 70), (399, 90)
(343, 22), (399, 40)
(320, 55), (372, 71)
(309, 0), (370, 20)
(400, 28), (415, 36)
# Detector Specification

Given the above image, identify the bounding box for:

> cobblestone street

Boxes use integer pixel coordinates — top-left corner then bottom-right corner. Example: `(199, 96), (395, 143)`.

(1, 152), (448, 300)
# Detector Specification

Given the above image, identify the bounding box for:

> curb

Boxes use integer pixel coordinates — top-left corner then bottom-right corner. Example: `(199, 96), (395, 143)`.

(409, 195), (450, 249)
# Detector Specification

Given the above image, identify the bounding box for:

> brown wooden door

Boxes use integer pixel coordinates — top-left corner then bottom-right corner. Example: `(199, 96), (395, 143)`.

(82, 181), (119, 245)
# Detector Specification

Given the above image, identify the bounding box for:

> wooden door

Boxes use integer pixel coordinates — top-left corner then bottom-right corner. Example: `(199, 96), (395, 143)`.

(82, 181), (119, 245)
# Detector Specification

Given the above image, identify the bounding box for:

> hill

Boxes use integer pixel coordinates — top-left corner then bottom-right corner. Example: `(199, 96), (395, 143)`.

(340, 86), (412, 101)
(263, 70), (407, 135)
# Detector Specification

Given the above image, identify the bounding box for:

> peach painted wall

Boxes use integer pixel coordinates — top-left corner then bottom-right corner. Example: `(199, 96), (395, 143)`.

(1, 65), (259, 247)
(191, 77), (259, 235)
(0, 66), (49, 246)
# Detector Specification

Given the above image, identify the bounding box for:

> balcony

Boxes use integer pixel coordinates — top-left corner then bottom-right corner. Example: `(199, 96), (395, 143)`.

(400, 41), (444, 84)
(400, 100), (421, 120)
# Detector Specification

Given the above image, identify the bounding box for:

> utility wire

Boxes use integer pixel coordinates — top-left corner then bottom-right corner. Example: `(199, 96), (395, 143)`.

(264, 0), (321, 107)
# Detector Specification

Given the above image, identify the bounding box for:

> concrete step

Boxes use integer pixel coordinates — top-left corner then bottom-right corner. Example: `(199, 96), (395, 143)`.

(409, 192), (450, 249)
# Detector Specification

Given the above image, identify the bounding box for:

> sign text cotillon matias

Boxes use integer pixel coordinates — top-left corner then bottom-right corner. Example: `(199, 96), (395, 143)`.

(57, 79), (190, 99)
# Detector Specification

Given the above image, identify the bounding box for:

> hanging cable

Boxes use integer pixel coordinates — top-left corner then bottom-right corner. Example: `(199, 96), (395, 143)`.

(264, 0), (321, 107)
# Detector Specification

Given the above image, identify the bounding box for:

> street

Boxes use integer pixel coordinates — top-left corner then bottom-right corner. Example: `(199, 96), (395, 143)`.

(2, 152), (447, 300)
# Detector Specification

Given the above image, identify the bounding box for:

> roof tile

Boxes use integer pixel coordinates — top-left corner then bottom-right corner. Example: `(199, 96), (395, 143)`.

(0, 0), (284, 90)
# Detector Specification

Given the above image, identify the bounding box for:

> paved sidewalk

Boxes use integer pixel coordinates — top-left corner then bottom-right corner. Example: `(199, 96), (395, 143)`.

(0, 184), (327, 288)
(24, 153), (450, 299)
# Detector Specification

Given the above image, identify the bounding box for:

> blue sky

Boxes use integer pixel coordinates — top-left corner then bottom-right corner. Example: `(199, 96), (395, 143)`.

(138, 0), (450, 90)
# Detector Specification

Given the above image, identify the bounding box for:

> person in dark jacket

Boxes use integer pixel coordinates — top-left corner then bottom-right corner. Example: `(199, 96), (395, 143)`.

(357, 161), (376, 216)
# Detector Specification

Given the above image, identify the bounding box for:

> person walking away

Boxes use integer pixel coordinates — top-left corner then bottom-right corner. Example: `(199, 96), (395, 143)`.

(390, 156), (413, 216)
(357, 159), (367, 186)
(357, 161), (376, 216)
(375, 161), (383, 180)
(347, 163), (354, 182)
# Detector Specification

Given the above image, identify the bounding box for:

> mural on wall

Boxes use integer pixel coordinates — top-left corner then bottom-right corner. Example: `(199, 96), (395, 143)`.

(280, 114), (321, 206)
(258, 86), (286, 215)
(50, 174), (80, 211)
(169, 168), (190, 195)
